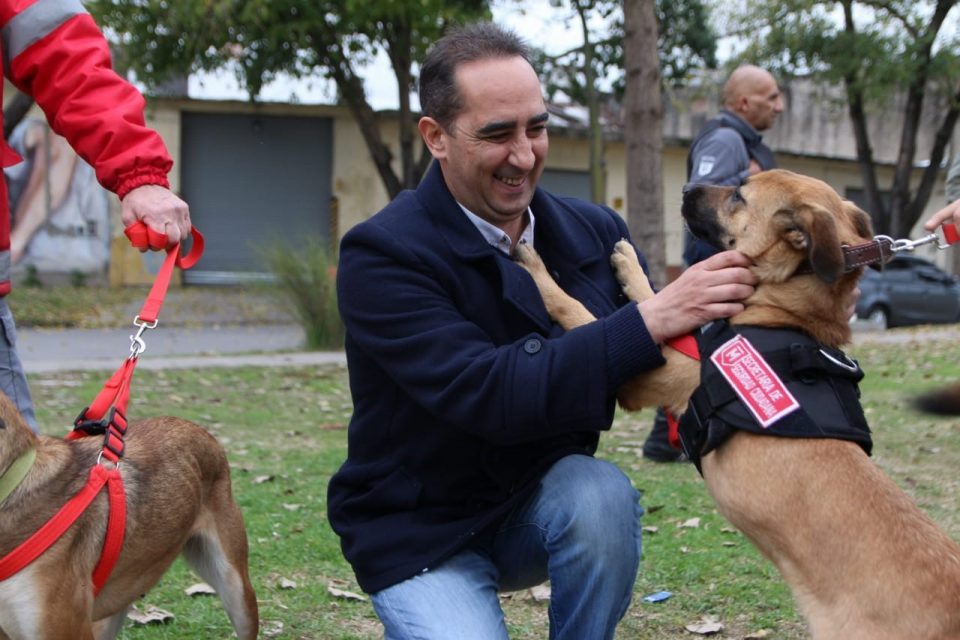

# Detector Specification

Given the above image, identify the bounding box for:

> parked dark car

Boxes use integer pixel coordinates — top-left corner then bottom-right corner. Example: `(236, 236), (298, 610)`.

(855, 254), (960, 329)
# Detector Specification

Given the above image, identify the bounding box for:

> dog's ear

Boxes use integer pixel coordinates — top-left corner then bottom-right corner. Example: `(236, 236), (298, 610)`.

(773, 205), (845, 283)
(843, 200), (875, 239)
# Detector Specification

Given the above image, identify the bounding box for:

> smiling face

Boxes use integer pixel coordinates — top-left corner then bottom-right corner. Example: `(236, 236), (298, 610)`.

(418, 56), (548, 234)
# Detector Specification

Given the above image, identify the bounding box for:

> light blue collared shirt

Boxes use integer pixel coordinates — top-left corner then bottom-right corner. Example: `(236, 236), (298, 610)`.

(458, 204), (536, 255)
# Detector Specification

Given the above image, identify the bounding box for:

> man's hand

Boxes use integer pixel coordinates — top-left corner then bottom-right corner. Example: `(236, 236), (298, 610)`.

(120, 184), (191, 250)
(923, 200), (960, 233)
(638, 250), (757, 344)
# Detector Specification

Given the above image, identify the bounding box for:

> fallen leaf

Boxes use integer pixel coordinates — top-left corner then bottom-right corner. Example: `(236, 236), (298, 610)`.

(679, 517), (701, 529)
(281, 503), (302, 511)
(253, 475), (274, 484)
(529, 583), (551, 601)
(262, 620), (285, 638)
(744, 630), (772, 639)
(328, 585), (367, 601)
(185, 582), (216, 596)
(127, 605), (174, 626)
(642, 526), (659, 534)
(278, 577), (297, 589)
(685, 617), (724, 635)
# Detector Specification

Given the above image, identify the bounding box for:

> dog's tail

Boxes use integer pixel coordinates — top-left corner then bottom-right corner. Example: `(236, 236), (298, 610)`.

(912, 382), (960, 416)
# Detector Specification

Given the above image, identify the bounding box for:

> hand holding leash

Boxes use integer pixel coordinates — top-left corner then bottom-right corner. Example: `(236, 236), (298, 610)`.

(923, 199), (960, 240)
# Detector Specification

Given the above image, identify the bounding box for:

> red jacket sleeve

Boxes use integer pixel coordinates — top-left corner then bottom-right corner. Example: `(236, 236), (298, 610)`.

(5, 7), (172, 199)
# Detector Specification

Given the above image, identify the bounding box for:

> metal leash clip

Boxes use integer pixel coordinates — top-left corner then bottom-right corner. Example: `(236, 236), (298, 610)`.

(129, 316), (158, 358)
(884, 223), (960, 253)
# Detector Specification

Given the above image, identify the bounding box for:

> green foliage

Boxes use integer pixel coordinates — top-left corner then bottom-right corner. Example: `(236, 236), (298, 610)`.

(262, 238), (344, 351)
(22, 265), (42, 288)
(69, 270), (88, 288)
(720, 0), (960, 236)
(89, 0), (491, 196)
(537, 0), (719, 104)
(730, 0), (960, 98)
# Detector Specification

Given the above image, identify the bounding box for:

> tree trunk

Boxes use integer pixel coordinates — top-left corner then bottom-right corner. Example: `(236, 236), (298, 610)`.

(577, 1), (606, 204)
(623, 0), (666, 286)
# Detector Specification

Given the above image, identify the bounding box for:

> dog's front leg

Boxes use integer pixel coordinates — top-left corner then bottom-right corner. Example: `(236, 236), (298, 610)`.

(610, 239), (656, 303)
(514, 244), (598, 329)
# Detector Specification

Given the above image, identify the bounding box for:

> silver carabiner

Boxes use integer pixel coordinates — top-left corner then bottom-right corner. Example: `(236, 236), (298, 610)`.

(129, 316), (158, 358)
(886, 230), (953, 253)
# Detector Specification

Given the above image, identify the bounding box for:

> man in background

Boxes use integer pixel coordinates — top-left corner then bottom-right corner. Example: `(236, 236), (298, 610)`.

(644, 64), (784, 462)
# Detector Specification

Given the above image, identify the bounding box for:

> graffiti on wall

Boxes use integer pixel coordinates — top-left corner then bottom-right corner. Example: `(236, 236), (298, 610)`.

(5, 118), (110, 275)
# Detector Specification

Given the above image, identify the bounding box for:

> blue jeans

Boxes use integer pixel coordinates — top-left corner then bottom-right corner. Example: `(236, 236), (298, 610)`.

(371, 454), (643, 639)
(0, 299), (37, 432)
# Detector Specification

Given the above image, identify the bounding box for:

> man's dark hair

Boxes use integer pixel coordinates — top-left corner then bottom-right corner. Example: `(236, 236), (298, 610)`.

(419, 22), (533, 131)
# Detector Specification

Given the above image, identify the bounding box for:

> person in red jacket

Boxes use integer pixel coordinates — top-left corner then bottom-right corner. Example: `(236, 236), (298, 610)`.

(0, 1), (191, 431)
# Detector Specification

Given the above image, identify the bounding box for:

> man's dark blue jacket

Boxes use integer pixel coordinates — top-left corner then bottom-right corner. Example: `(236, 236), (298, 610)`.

(327, 162), (665, 593)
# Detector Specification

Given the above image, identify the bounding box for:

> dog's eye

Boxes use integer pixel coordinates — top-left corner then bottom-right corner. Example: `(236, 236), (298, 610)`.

(731, 189), (746, 204)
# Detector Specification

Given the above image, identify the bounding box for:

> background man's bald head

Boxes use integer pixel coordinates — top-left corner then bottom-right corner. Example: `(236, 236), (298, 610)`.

(721, 65), (784, 132)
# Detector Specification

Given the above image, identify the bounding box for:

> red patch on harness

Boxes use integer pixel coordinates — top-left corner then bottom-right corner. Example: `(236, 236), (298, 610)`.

(710, 334), (800, 428)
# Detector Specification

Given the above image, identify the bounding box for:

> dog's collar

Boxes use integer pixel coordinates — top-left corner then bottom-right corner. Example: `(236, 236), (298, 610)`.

(794, 236), (894, 276)
(0, 448), (35, 505)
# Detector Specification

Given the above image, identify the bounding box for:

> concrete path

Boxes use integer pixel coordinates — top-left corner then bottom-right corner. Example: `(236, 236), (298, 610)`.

(17, 317), (959, 374)
(18, 323), (347, 373)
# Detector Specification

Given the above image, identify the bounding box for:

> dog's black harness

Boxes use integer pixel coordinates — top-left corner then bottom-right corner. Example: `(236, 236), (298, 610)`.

(678, 321), (872, 473)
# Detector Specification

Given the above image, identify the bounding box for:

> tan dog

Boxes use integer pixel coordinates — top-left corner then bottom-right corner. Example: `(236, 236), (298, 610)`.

(0, 392), (258, 640)
(516, 169), (960, 639)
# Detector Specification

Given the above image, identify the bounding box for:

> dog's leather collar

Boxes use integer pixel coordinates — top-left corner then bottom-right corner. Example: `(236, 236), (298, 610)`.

(794, 236), (894, 276)
(0, 448), (36, 505)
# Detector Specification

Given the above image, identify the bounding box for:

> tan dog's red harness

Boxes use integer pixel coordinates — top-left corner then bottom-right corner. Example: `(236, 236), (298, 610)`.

(0, 224), (203, 594)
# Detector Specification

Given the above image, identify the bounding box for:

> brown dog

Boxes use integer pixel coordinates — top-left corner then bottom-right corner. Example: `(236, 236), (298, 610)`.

(516, 169), (960, 639)
(0, 392), (258, 640)
(914, 382), (960, 415)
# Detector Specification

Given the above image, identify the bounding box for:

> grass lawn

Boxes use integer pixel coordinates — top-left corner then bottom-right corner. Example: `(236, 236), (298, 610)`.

(26, 329), (960, 639)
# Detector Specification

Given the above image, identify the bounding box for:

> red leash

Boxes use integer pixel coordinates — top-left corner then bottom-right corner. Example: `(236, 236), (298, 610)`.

(0, 223), (203, 594)
(69, 224), (204, 434)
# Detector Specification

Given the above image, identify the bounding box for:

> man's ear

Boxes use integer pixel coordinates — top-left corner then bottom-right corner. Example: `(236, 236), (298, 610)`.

(418, 117), (446, 160)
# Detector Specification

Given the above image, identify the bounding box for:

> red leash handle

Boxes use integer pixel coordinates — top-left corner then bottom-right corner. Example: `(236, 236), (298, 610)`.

(942, 223), (960, 246)
(123, 223), (205, 324)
